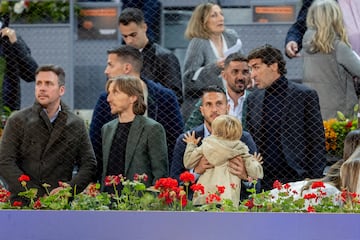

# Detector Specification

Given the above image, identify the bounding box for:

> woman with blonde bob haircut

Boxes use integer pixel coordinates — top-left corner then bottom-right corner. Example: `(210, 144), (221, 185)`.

(183, 115), (263, 206)
(302, 0), (360, 120)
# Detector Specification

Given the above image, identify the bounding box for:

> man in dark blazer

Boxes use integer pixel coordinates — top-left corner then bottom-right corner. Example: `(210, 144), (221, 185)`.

(90, 45), (183, 181)
(171, 86), (259, 198)
(118, 7), (182, 103)
(246, 45), (326, 190)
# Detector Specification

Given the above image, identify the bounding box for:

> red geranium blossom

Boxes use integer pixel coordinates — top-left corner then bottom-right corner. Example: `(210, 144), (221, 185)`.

(0, 188), (10, 203)
(18, 174), (30, 182)
(179, 171), (195, 184)
(284, 183), (291, 190)
(273, 180), (282, 190)
(190, 183), (205, 194)
(244, 199), (254, 209)
(307, 205), (316, 213)
(216, 185), (225, 194)
(12, 201), (22, 207)
(303, 193), (317, 200)
(311, 181), (325, 189)
(33, 199), (42, 209)
(206, 193), (221, 204)
(104, 175), (122, 186)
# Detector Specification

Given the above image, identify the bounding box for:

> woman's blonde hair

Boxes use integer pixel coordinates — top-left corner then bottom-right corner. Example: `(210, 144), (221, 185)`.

(184, 2), (218, 40)
(306, 0), (350, 53)
(302, 129), (360, 192)
(211, 115), (242, 141)
(341, 146), (360, 194)
(105, 75), (146, 115)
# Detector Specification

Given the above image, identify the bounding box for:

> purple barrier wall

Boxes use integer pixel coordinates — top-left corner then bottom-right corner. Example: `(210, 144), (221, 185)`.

(0, 211), (359, 240)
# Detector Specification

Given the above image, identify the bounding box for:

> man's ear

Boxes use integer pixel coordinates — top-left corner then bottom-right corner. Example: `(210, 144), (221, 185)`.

(124, 63), (132, 74)
(270, 62), (279, 72)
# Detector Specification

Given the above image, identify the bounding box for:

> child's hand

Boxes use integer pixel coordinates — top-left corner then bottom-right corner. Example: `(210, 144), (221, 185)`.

(253, 152), (264, 164)
(183, 131), (201, 145)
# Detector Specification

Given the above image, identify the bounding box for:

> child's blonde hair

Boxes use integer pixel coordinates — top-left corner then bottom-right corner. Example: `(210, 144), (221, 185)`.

(211, 115), (242, 141)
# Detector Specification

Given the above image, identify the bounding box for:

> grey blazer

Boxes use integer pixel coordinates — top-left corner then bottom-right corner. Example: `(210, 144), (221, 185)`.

(101, 115), (168, 187)
(181, 29), (240, 119)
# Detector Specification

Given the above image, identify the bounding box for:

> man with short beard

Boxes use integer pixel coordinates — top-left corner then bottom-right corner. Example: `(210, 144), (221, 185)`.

(184, 52), (252, 131)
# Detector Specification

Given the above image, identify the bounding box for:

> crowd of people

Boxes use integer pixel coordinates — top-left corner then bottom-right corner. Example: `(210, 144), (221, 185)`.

(0, 0), (360, 207)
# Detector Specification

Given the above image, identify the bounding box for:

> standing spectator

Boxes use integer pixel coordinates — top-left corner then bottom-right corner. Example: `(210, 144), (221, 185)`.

(285, 0), (360, 57)
(0, 14), (38, 111)
(302, 0), (360, 119)
(185, 52), (251, 131)
(101, 75), (168, 192)
(89, 45), (183, 180)
(183, 115), (263, 206)
(121, 0), (161, 44)
(0, 64), (96, 204)
(246, 45), (326, 191)
(182, 2), (242, 120)
(118, 7), (182, 104)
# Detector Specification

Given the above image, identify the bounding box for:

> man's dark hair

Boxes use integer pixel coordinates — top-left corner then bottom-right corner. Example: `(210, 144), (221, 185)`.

(247, 44), (287, 75)
(35, 64), (65, 86)
(118, 7), (145, 26)
(107, 45), (143, 73)
(201, 85), (226, 97)
(224, 52), (248, 68)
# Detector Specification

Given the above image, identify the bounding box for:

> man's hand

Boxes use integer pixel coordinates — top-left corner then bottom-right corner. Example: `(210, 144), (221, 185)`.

(0, 27), (17, 44)
(228, 156), (248, 180)
(285, 41), (300, 58)
(194, 156), (214, 174)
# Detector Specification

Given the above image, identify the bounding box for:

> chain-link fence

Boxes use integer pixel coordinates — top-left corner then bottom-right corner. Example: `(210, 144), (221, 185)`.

(1, 0), (353, 195)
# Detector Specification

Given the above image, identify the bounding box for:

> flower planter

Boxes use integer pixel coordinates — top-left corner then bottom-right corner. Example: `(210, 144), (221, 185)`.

(0, 210), (359, 240)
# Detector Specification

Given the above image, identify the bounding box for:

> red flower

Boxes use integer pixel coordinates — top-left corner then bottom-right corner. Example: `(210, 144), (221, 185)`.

(284, 183), (291, 190)
(190, 183), (205, 194)
(133, 173), (139, 181)
(311, 181), (325, 189)
(104, 175), (121, 186)
(272, 180), (282, 190)
(154, 178), (178, 190)
(0, 188), (11, 203)
(18, 174), (30, 182)
(303, 193), (317, 199)
(206, 193), (221, 204)
(12, 201), (22, 207)
(345, 121), (352, 128)
(33, 199), (42, 209)
(307, 205), (316, 213)
(179, 171), (195, 184)
(216, 185), (225, 194)
(230, 183), (237, 189)
(244, 199), (254, 209)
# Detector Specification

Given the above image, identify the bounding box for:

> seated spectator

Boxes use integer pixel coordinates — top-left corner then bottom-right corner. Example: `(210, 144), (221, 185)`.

(0, 64), (96, 204)
(101, 75), (168, 193)
(170, 85), (260, 200)
(183, 115), (263, 206)
(89, 45), (183, 180)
